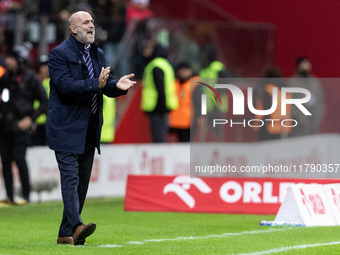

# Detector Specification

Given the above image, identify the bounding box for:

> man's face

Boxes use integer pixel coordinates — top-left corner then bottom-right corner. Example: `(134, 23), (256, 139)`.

(39, 64), (49, 80)
(143, 42), (154, 59)
(70, 12), (95, 46)
(177, 67), (192, 81)
(5, 56), (18, 72)
(298, 60), (312, 74)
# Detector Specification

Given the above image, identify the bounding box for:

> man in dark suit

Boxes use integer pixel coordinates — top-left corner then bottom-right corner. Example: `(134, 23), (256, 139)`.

(47, 11), (136, 245)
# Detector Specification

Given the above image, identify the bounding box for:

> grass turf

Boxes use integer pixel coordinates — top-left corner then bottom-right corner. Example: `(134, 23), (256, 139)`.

(0, 198), (340, 254)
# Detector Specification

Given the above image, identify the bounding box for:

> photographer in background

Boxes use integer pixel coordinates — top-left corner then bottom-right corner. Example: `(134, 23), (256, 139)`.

(0, 42), (48, 205)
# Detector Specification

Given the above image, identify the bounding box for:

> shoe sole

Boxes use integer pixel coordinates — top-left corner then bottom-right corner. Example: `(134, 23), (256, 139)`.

(76, 239), (85, 245)
(74, 223), (96, 246)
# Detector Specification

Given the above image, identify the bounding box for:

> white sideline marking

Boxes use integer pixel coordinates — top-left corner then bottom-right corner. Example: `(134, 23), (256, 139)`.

(234, 241), (340, 255)
(98, 244), (122, 248)
(98, 228), (285, 248)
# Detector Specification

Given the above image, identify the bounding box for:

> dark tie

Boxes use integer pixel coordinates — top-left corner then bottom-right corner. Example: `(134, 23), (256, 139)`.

(84, 47), (97, 114)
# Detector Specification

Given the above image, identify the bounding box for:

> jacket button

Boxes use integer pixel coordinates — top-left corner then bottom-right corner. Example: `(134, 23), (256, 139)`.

(79, 60), (82, 64)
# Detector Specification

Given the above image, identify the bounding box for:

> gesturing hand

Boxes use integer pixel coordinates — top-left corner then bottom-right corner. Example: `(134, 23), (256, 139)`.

(18, 116), (33, 131)
(117, 74), (137, 91)
(99, 67), (110, 88)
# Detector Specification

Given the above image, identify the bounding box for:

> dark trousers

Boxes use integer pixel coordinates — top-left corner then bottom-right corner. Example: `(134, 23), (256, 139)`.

(176, 128), (190, 142)
(0, 132), (30, 202)
(55, 116), (96, 237)
(32, 124), (46, 146)
(148, 113), (168, 143)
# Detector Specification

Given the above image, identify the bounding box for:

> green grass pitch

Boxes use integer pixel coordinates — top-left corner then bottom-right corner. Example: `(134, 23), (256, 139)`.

(0, 198), (340, 254)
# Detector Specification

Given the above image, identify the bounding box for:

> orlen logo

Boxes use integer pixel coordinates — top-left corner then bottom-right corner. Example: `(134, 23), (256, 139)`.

(163, 175), (212, 208)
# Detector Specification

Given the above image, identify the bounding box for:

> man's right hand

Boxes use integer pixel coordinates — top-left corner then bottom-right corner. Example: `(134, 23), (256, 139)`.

(99, 67), (110, 88)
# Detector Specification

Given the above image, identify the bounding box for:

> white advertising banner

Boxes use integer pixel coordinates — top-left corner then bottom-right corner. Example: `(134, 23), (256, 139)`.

(0, 134), (340, 203)
(0, 144), (190, 203)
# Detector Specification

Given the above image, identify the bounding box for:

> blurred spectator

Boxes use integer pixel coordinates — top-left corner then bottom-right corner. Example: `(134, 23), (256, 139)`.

(99, 0), (128, 77)
(199, 44), (230, 141)
(96, 0), (124, 144)
(141, 42), (178, 143)
(0, 63), (5, 78)
(287, 56), (325, 137)
(199, 43), (230, 112)
(101, 96), (116, 143)
(32, 55), (50, 146)
(53, 1), (76, 41)
(0, 42), (48, 204)
(253, 66), (291, 141)
(169, 62), (198, 142)
(1, 0), (25, 50)
(171, 28), (200, 74)
(199, 43), (235, 80)
(126, 0), (153, 27)
(126, 0), (154, 78)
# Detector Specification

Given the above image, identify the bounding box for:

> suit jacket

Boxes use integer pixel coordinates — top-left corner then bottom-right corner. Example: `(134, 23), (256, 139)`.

(47, 34), (127, 154)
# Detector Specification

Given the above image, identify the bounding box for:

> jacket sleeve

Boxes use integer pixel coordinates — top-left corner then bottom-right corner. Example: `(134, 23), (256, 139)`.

(152, 67), (166, 113)
(102, 72), (128, 97)
(48, 48), (100, 96)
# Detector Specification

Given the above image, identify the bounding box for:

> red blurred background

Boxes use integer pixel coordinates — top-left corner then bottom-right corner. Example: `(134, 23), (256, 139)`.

(115, 0), (340, 143)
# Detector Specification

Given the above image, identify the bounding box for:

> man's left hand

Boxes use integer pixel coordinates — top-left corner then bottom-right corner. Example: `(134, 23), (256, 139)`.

(117, 74), (137, 91)
(18, 116), (33, 131)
